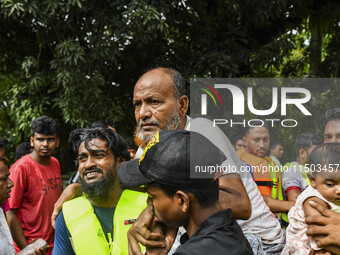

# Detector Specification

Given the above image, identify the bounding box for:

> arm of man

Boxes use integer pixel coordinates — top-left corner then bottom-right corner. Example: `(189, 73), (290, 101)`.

(52, 209), (75, 255)
(287, 189), (302, 202)
(51, 182), (82, 228)
(6, 208), (28, 249)
(306, 200), (340, 254)
(262, 195), (295, 213)
(219, 174), (251, 219)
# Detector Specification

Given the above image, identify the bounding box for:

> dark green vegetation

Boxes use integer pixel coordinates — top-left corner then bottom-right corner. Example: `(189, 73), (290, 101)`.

(1, 0), (340, 170)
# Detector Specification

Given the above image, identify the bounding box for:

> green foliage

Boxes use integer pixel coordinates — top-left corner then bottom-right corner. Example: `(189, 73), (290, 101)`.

(0, 0), (339, 170)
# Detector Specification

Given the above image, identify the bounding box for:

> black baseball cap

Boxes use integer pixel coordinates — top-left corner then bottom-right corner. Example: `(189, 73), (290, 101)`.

(118, 130), (227, 188)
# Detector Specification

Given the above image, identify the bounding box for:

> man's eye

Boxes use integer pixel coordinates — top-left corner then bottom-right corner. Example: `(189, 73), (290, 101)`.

(133, 102), (141, 108)
(326, 183), (334, 187)
(48, 138), (54, 142)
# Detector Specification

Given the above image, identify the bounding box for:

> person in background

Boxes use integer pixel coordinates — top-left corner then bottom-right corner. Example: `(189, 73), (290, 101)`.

(15, 142), (32, 161)
(91, 120), (116, 132)
(322, 107), (340, 143)
(269, 141), (284, 167)
(238, 125), (294, 214)
(6, 116), (62, 254)
(126, 140), (137, 160)
(0, 138), (9, 157)
(233, 135), (245, 151)
(282, 133), (323, 202)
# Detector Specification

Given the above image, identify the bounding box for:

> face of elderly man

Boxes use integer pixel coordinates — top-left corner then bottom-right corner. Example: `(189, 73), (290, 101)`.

(133, 68), (188, 146)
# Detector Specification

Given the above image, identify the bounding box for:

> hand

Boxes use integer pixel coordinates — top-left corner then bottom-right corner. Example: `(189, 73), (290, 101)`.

(309, 249), (332, 255)
(29, 239), (50, 255)
(127, 205), (176, 255)
(306, 200), (340, 247)
(51, 183), (81, 228)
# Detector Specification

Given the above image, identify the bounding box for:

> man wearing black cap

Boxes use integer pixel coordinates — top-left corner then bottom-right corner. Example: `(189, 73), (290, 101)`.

(119, 130), (252, 254)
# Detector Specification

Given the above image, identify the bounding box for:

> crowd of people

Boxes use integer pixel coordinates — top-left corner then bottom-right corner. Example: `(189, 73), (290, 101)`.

(1, 67), (340, 255)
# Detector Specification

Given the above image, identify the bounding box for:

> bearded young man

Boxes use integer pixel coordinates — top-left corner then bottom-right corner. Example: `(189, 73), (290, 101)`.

(52, 127), (147, 255)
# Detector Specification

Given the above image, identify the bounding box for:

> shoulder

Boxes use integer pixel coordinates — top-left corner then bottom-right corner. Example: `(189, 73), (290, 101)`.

(50, 156), (61, 167)
(10, 154), (31, 170)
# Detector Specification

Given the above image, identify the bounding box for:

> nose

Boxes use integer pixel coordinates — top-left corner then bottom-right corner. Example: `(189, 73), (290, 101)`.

(83, 156), (96, 170)
(139, 103), (152, 121)
(42, 139), (48, 147)
(335, 185), (340, 195)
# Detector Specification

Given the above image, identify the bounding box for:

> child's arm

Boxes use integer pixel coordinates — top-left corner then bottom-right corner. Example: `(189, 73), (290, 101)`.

(304, 197), (340, 254)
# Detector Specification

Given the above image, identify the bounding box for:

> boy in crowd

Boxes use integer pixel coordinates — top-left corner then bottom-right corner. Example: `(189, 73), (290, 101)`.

(118, 130), (253, 254)
(6, 116), (62, 254)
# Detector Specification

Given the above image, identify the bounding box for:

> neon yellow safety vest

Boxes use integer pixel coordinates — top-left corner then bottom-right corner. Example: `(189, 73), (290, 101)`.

(63, 190), (147, 255)
(281, 162), (310, 229)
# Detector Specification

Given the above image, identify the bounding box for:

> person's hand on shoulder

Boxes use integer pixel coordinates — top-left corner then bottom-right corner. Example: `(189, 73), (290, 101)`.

(51, 183), (82, 228)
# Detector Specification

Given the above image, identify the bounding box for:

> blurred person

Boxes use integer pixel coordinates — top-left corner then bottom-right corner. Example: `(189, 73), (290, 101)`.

(282, 134), (323, 202)
(126, 140), (137, 160)
(233, 135), (245, 151)
(6, 116), (62, 254)
(238, 125), (294, 214)
(322, 107), (340, 143)
(269, 141), (284, 167)
(15, 142), (32, 161)
(0, 156), (47, 255)
(0, 138), (9, 156)
(91, 119), (116, 132)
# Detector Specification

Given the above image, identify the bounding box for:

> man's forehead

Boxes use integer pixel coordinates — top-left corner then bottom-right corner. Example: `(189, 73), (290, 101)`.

(33, 133), (57, 138)
(78, 138), (109, 152)
(134, 71), (174, 94)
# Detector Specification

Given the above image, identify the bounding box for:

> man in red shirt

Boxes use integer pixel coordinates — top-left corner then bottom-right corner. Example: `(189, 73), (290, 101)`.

(6, 116), (62, 254)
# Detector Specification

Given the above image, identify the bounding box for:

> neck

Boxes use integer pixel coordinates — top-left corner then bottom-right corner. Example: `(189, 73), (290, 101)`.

(178, 115), (187, 130)
(91, 178), (123, 208)
(297, 158), (305, 165)
(30, 151), (51, 166)
(184, 202), (220, 237)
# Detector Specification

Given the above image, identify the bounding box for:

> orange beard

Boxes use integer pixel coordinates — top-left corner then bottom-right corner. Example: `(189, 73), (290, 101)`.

(134, 135), (143, 147)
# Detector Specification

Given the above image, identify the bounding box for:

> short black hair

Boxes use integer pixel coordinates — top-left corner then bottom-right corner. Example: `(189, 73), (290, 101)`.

(151, 178), (219, 208)
(322, 107), (340, 132)
(233, 135), (243, 145)
(243, 122), (270, 136)
(309, 143), (340, 177)
(0, 138), (8, 149)
(31, 116), (59, 137)
(0, 156), (10, 168)
(69, 127), (130, 161)
(90, 120), (115, 129)
(270, 140), (282, 151)
(295, 133), (323, 157)
(15, 142), (32, 160)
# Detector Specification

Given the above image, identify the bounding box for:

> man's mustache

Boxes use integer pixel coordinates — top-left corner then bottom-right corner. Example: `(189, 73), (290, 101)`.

(138, 119), (159, 127)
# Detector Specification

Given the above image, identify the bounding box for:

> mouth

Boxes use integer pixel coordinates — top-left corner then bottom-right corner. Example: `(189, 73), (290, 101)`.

(40, 149), (50, 153)
(83, 169), (103, 183)
(141, 123), (159, 131)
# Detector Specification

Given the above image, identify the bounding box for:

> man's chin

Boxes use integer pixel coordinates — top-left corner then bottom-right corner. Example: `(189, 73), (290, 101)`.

(134, 129), (159, 147)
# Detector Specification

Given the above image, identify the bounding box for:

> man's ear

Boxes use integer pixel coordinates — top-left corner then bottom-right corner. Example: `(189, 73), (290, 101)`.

(175, 190), (190, 213)
(30, 136), (34, 147)
(177, 95), (189, 117)
(56, 137), (60, 148)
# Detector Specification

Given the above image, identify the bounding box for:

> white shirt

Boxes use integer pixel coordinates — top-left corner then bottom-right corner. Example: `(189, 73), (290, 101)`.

(0, 208), (15, 255)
